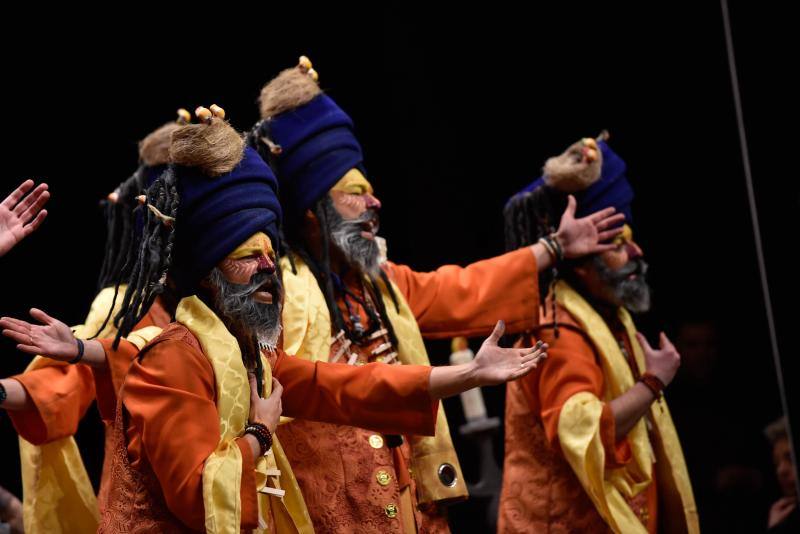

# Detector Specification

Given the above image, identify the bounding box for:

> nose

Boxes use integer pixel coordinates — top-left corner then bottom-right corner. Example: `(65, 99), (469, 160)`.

(364, 193), (381, 210)
(257, 254), (276, 274)
(625, 240), (643, 260)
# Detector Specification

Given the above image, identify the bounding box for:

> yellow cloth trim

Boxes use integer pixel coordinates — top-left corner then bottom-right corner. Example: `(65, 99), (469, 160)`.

(19, 285), (130, 534)
(176, 296), (312, 534)
(280, 255), (468, 505)
(555, 280), (698, 533)
(228, 232), (273, 260)
(330, 168), (373, 195)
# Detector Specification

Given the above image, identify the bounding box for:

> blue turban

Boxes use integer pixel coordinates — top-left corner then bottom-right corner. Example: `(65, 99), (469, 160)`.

(259, 94), (365, 222)
(516, 140), (633, 225)
(170, 146), (282, 296)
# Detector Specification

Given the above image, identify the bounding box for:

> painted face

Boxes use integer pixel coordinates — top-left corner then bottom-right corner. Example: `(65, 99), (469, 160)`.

(579, 225), (651, 313)
(217, 232), (277, 303)
(599, 224), (644, 271)
(329, 168), (382, 239)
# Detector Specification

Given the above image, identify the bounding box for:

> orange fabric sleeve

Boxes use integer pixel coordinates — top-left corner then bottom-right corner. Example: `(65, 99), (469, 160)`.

(122, 338), (256, 531)
(236, 437), (259, 530)
(384, 247), (539, 339)
(535, 326), (631, 467)
(274, 352), (438, 436)
(8, 364), (96, 444)
(95, 338), (141, 424)
(94, 301), (172, 424)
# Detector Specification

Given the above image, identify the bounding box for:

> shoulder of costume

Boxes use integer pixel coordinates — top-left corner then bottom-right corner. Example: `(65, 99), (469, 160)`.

(138, 322), (202, 360)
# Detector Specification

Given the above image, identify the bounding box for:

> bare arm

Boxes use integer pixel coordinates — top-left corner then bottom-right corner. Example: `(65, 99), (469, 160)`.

(0, 378), (34, 411)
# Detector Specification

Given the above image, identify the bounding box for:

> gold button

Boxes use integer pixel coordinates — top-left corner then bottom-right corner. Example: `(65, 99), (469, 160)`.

(376, 470), (392, 486)
(368, 435), (384, 449)
(384, 503), (398, 518)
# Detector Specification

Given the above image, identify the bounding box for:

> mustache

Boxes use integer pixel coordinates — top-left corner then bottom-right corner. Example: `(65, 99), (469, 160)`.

(223, 270), (282, 301)
(338, 208), (379, 230)
(606, 258), (648, 283)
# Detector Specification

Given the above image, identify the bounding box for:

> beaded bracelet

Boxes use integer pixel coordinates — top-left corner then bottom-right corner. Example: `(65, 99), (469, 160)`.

(245, 422), (273, 455)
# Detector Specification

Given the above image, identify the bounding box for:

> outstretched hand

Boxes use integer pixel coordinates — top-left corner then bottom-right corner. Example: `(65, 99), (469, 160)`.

(0, 309), (80, 362)
(472, 320), (548, 386)
(555, 195), (625, 258)
(0, 179), (50, 257)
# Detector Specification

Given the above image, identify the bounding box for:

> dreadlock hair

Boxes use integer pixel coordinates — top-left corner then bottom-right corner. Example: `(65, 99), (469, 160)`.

(112, 168), (179, 348)
(90, 167), (151, 338)
(97, 167), (148, 291)
(504, 186), (586, 338)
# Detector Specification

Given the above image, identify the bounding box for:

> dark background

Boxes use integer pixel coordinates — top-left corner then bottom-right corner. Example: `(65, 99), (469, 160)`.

(1, 4), (796, 532)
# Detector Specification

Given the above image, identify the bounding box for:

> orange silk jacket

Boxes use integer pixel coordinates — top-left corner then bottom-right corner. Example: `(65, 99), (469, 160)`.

(98, 322), (439, 533)
(277, 248), (539, 534)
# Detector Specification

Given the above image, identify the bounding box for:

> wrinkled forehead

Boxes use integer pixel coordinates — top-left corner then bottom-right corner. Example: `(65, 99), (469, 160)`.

(227, 232), (274, 259)
(331, 168), (373, 195)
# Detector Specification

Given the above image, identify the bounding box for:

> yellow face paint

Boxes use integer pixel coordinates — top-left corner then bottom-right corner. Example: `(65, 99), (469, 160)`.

(612, 224), (634, 246)
(331, 168), (373, 196)
(227, 232), (274, 260)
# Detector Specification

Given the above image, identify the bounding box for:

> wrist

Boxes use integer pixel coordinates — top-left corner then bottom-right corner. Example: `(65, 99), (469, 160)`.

(69, 338), (85, 364)
(464, 360), (481, 389)
(638, 372), (666, 398)
(244, 421), (273, 455)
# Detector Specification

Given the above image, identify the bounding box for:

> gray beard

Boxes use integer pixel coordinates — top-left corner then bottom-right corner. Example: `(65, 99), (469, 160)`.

(322, 196), (381, 276)
(592, 256), (652, 314)
(207, 268), (282, 351)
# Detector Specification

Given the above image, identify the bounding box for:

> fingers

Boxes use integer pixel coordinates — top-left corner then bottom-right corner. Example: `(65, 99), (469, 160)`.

(659, 332), (676, 351)
(636, 332), (653, 353)
(594, 212), (625, 230)
(485, 320), (505, 345)
(12, 183), (49, 216)
(19, 188), (50, 221)
(587, 206), (617, 223)
(3, 329), (35, 346)
(0, 317), (33, 332)
(269, 377), (283, 398)
(29, 308), (55, 325)
(509, 359), (539, 380)
(1, 179), (34, 209)
(22, 210), (48, 236)
(248, 373), (260, 401)
(597, 226), (624, 243)
(15, 344), (42, 355)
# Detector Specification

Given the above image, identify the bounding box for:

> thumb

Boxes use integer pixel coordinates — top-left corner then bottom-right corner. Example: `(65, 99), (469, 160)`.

(562, 195), (577, 219)
(486, 320), (505, 345)
(248, 373), (260, 401)
(269, 377), (283, 398)
(659, 332), (674, 351)
(635, 332), (653, 353)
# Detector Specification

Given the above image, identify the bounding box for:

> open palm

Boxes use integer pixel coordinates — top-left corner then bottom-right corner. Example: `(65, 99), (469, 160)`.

(556, 195), (625, 258)
(473, 321), (548, 385)
(0, 180), (50, 257)
(0, 309), (78, 361)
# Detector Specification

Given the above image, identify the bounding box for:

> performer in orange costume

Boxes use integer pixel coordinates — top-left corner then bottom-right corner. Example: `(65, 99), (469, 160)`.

(0, 116), (185, 533)
(247, 58), (626, 533)
(3, 106), (547, 533)
(498, 134), (698, 533)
